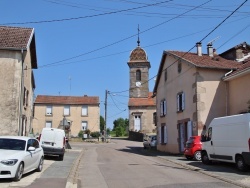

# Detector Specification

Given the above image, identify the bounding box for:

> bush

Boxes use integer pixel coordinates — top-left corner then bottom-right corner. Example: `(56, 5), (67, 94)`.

(115, 126), (124, 137)
(90, 131), (101, 138)
(78, 130), (84, 138)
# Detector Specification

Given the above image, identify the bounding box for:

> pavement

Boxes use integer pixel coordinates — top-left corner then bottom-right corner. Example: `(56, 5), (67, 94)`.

(65, 140), (250, 188)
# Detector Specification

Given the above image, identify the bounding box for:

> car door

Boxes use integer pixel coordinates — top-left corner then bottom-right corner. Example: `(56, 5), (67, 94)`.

(24, 139), (36, 172)
(31, 139), (42, 169)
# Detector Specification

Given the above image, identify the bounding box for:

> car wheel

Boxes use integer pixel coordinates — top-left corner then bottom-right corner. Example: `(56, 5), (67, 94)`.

(201, 151), (212, 165)
(59, 154), (64, 161)
(36, 157), (44, 172)
(185, 156), (193, 160)
(194, 151), (201, 161)
(13, 162), (24, 181)
(236, 155), (248, 171)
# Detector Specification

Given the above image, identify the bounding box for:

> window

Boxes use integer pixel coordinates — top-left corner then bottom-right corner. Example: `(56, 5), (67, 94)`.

(158, 123), (167, 144)
(177, 92), (185, 112)
(64, 105), (70, 116)
(82, 121), (88, 130)
(46, 105), (52, 115)
(160, 99), (167, 116)
(82, 105), (88, 116)
(178, 60), (182, 73)
(45, 121), (52, 128)
(136, 70), (141, 81)
(164, 69), (167, 81)
(23, 87), (29, 107)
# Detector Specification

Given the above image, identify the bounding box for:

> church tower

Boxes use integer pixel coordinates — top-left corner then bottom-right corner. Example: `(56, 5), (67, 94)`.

(127, 27), (156, 135)
(127, 31), (151, 98)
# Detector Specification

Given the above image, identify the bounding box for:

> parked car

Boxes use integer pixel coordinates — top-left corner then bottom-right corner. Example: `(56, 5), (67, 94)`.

(38, 128), (66, 161)
(0, 136), (44, 181)
(143, 134), (157, 149)
(184, 136), (202, 161)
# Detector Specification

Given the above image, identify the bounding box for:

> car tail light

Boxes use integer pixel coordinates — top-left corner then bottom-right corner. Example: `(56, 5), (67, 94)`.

(63, 137), (66, 146)
(248, 138), (250, 151)
(38, 134), (41, 141)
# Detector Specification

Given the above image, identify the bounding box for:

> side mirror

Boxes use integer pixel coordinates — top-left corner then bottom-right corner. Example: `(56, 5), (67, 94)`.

(28, 146), (36, 151)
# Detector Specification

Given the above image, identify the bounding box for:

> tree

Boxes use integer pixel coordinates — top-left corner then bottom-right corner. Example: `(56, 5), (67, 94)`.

(113, 118), (128, 130)
(100, 116), (105, 132)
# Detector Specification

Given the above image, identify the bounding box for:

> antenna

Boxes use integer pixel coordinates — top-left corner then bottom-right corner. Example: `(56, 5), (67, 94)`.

(208, 36), (220, 45)
(137, 24), (140, 46)
(69, 76), (71, 96)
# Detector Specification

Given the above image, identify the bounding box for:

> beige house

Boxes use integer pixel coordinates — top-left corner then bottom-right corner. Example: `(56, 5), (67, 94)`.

(0, 26), (37, 136)
(127, 40), (156, 135)
(153, 42), (250, 154)
(33, 95), (100, 137)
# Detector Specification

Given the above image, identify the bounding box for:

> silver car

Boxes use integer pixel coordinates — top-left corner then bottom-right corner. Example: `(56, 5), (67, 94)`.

(143, 135), (157, 149)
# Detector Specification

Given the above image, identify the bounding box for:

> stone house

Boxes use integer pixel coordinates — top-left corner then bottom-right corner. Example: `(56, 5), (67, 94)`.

(128, 40), (156, 135)
(33, 95), (100, 138)
(153, 42), (250, 154)
(0, 26), (37, 136)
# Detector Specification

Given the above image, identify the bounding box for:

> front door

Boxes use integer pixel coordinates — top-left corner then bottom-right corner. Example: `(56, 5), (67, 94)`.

(134, 115), (141, 131)
(179, 123), (185, 152)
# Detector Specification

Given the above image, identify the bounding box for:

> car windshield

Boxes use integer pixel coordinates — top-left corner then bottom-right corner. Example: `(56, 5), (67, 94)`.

(0, 138), (26, 151)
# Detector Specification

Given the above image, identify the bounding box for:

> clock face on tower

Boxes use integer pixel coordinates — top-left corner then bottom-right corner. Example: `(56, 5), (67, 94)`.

(136, 81), (141, 87)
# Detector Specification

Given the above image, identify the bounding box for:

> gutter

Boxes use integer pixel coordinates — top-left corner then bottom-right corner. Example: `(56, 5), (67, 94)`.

(223, 67), (250, 81)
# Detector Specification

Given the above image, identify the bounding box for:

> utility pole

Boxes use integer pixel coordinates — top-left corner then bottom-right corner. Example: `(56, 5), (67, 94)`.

(104, 90), (108, 142)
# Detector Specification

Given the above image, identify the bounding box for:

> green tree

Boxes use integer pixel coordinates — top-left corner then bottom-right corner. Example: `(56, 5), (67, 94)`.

(113, 118), (129, 130)
(115, 126), (124, 137)
(100, 116), (105, 132)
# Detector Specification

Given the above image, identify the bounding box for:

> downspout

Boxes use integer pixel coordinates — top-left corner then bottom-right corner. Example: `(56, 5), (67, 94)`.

(18, 49), (25, 136)
(224, 69), (233, 116)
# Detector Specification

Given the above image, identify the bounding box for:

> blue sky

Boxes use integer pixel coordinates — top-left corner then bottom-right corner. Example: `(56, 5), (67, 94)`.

(1, 0), (250, 129)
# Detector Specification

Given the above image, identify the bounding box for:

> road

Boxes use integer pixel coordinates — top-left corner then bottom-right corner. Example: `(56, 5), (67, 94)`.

(1, 138), (250, 188)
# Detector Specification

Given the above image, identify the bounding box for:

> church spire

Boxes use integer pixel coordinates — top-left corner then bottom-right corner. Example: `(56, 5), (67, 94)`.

(137, 24), (140, 47)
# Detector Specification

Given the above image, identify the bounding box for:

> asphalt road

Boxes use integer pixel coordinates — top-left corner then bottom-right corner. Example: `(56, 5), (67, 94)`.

(1, 139), (250, 188)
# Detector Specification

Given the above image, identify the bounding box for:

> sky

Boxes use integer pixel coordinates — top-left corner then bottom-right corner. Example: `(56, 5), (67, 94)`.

(1, 0), (250, 129)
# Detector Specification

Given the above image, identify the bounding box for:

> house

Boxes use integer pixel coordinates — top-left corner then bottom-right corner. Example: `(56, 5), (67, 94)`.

(127, 39), (156, 137)
(33, 95), (100, 138)
(153, 42), (249, 154)
(0, 26), (37, 136)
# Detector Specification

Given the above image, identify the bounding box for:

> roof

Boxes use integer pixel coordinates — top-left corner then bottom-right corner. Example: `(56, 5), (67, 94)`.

(34, 95), (100, 105)
(0, 26), (37, 69)
(0, 26), (33, 49)
(167, 51), (241, 69)
(153, 50), (241, 93)
(128, 92), (156, 107)
(223, 60), (250, 81)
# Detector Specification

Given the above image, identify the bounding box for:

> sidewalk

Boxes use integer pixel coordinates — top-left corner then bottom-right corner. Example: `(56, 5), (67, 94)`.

(145, 149), (250, 188)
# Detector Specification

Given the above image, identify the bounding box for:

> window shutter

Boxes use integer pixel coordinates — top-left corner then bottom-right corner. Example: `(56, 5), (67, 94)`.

(158, 126), (161, 144)
(164, 100), (167, 115)
(177, 94), (180, 112)
(182, 92), (185, 110)
(164, 125), (167, 144)
(160, 101), (163, 116)
(187, 121), (192, 139)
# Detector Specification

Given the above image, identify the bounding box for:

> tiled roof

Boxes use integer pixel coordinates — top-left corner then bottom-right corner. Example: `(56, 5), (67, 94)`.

(35, 95), (99, 105)
(128, 92), (156, 107)
(226, 59), (250, 78)
(0, 26), (34, 49)
(168, 51), (241, 69)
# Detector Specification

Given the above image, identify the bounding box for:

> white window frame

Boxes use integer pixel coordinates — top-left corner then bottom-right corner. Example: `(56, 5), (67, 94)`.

(46, 105), (52, 115)
(82, 105), (88, 116)
(177, 92), (185, 112)
(64, 105), (70, 116)
(160, 99), (167, 116)
(82, 121), (88, 130)
(45, 121), (52, 128)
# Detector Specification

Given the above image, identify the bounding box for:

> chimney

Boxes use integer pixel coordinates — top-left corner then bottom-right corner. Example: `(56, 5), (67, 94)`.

(207, 43), (213, 57)
(196, 42), (202, 56)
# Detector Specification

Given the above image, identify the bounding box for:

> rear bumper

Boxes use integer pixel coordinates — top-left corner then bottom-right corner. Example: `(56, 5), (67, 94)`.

(242, 152), (250, 165)
(42, 146), (65, 156)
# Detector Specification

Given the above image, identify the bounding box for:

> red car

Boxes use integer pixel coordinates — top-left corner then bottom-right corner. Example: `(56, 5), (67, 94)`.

(184, 136), (202, 161)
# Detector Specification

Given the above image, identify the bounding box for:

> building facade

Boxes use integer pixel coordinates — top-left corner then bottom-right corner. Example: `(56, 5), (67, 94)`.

(128, 40), (156, 134)
(153, 42), (249, 154)
(33, 95), (100, 137)
(0, 26), (37, 136)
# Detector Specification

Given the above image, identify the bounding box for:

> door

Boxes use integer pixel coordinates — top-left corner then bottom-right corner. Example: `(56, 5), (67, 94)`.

(179, 123), (185, 152)
(134, 115), (141, 131)
(202, 127), (215, 159)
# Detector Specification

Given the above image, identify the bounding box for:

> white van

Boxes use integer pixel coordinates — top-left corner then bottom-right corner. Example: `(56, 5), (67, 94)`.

(201, 113), (250, 171)
(39, 128), (66, 161)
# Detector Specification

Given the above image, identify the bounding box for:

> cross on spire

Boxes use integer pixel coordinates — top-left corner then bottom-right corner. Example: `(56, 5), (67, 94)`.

(137, 24), (140, 46)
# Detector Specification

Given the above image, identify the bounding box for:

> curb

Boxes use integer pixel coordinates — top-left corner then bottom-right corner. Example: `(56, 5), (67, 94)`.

(65, 149), (84, 188)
